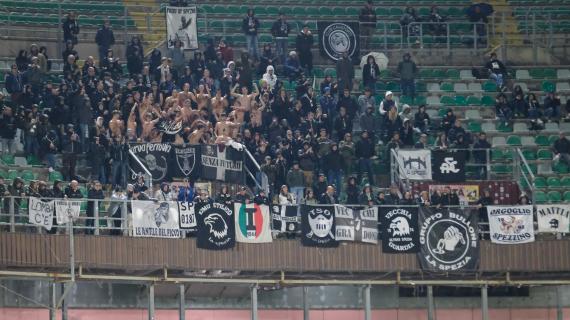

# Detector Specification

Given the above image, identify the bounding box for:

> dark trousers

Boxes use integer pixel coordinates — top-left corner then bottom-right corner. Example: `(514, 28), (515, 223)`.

(357, 158), (374, 185)
(299, 50), (313, 74)
(62, 153), (77, 181)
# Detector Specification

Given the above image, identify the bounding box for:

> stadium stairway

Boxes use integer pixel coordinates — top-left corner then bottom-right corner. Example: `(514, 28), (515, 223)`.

(488, 0), (525, 47)
(123, 0), (166, 55)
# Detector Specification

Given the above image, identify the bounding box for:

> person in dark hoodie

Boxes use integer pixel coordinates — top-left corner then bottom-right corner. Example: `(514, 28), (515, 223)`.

(62, 12), (80, 44)
(312, 173), (327, 199)
(86, 180), (104, 234)
(253, 189), (270, 205)
(61, 124), (81, 181)
(362, 55), (381, 95)
(324, 142), (344, 193)
(358, 184), (375, 206)
(216, 185), (233, 207)
(295, 23), (314, 74)
(95, 19), (115, 62)
(345, 177), (359, 205)
(242, 9), (260, 60)
(355, 130), (375, 185)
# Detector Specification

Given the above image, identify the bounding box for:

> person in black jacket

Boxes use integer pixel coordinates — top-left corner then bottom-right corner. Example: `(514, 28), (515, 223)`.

(253, 190), (270, 205)
(319, 185), (338, 204)
(61, 124), (80, 181)
(216, 185), (233, 207)
(324, 143), (344, 193)
(0, 106), (18, 155)
(86, 180), (104, 234)
(62, 12), (80, 44)
(485, 52), (506, 91)
(126, 36), (144, 77)
(345, 177), (359, 205)
(271, 12), (291, 64)
(295, 24), (314, 74)
(359, 0), (376, 50)
(89, 136), (108, 185)
(473, 132), (491, 179)
(110, 135), (128, 188)
(476, 188), (493, 239)
(95, 19), (115, 62)
(234, 186), (251, 204)
(65, 180), (84, 199)
(355, 130), (375, 185)
(362, 55), (381, 95)
(242, 9), (260, 60)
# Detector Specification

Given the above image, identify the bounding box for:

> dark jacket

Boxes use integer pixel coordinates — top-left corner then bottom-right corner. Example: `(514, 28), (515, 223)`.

(95, 25), (115, 48)
(319, 192), (338, 204)
(65, 186), (84, 199)
(355, 137), (374, 159)
(397, 60), (418, 80)
(87, 188), (105, 216)
(62, 17), (80, 43)
(362, 63), (380, 84)
(0, 113), (17, 139)
(554, 137), (570, 155)
(216, 193), (233, 206)
(242, 15), (260, 36)
(5, 72), (23, 94)
(271, 19), (290, 38)
(359, 6), (377, 24)
(346, 184), (359, 204)
(485, 59), (506, 74)
(296, 31), (314, 54)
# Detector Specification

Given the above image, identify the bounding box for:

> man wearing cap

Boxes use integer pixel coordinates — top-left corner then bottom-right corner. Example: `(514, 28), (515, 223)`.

(296, 23), (314, 74)
(271, 12), (291, 63)
(284, 51), (302, 81)
(414, 133), (429, 149)
(397, 53), (418, 99)
(234, 186), (251, 204)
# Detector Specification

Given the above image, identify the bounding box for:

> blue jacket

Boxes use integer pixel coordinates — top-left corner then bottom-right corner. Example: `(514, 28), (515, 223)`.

(177, 185), (195, 202)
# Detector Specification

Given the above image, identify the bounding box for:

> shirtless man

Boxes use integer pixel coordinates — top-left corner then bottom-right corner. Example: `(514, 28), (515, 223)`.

(109, 111), (124, 138)
(178, 83), (194, 108)
(188, 124), (208, 144)
(194, 84), (211, 110)
(230, 83), (259, 123)
(140, 112), (160, 142)
(214, 113), (241, 144)
(211, 88), (227, 121)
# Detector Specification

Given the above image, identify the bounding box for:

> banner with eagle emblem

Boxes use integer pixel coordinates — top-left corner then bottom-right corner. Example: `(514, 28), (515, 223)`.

(131, 201), (181, 238)
(380, 206), (419, 253)
(166, 6), (198, 50)
(196, 202), (236, 250)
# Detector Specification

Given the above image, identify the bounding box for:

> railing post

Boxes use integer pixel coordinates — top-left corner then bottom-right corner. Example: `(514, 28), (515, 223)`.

(363, 285), (371, 320)
(427, 285), (435, 320)
(481, 285), (489, 320)
(384, 22), (388, 50)
(501, 12), (507, 60)
(446, 22), (451, 55)
(486, 149), (491, 180)
(474, 22), (478, 51)
(9, 197), (15, 233)
(122, 200), (129, 236)
(94, 199), (100, 236)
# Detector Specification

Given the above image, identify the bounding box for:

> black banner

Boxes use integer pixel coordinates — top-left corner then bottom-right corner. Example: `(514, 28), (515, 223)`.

(129, 143), (172, 182)
(169, 144), (201, 180)
(271, 205), (300, 233)
(432, 150), (466, 183)
(201, 145), (245, 183)
(301, 205), (338, 247)
(380, 207), (420, 253)
(195, 202), (235, 250)
(418, 207), (479, 272)
(318, 21), (360, 61)
(129, 143), (242, 183)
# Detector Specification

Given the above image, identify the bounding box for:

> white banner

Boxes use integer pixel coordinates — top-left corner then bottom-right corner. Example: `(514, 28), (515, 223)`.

(28, 197), (54, 231)
(397, 149), (432, 180)
(334, 205), (378, 244)
(234, 203), (273, 243)
(55, 200), (82, 225)
(178, 201), (196, 229)
(536, 205), (570, 233)
(132, 201), (181, 238)
(166, 6), (198, 49)
(487, 205), (535, 244)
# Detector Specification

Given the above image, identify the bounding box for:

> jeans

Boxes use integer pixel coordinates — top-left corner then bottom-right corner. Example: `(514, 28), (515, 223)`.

(290, 186), (304, 204)
(357, 158), (374, 185)
(275, 38), (288, 63)
(545, 105), (561, 119)
(1, 138), (15, 155)
(245, 35), (259, 60)
(111, 161), (127, 188)
(327, 170), (343, 194)
(45, 153), (56, 169)
(98, 46), (109, 63)
(490, 73), (504, 88)
(24, 134), (39, 156)
(401, 79), (416, 98)
(92, 164), (107, 185)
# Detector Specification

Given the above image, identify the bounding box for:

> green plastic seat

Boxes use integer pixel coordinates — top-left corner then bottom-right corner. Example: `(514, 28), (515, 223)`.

(433, 69), (446, 79)
(481, 95), (495, 106)
(49, 171), (64, 182)
(497, 122), (513, 132)
(467, 96), (481, 105)
(440, 82), (454, 92)
(535, 135), (550, 146)
(491, 149), (505, 161)
(523, 150), (537, 160)
(530, 69), (545, 79)
(547, 177), (561, 187)
(537, 149), (552, 160)
(483, 81), (498, 92)
(553, 163), (569, 174)
(561, 176), (570, 187)
(548, 190), (562, 203)
(446, 69), (460, 80)
(542, 81), (555, 93)
(506, 135), (522, 146)
(1, 154), (15, 165)
(492, 164), (510, 174)
(455, 95), (467, 106)
(534, 191), (547, 204)
(563, 191), (570, 202)
(441, 96), (456, 106)
(7, 170), (18, 180)
(21, 170), (35, 181)
(419, 69), (434, 79)
(468, 122), (482, 133)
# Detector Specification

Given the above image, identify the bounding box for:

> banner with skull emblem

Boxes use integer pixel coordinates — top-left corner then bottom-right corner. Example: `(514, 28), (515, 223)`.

(132, 200), (181, 238)
(301, 205), (338, 247)
(418, 206), (479, 271)
(334, 205), (378, 244)
(380, 206), (419, 253)
(536, 204), (570, 233)
(129, 143), (172, 182)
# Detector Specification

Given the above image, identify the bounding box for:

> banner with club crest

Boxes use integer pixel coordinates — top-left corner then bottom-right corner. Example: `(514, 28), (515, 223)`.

(380, 206), (420, 253)
(418, 206), (479, 272)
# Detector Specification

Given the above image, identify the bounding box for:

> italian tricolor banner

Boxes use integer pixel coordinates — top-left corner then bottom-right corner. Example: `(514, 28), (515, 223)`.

(234, 203), (273, 243)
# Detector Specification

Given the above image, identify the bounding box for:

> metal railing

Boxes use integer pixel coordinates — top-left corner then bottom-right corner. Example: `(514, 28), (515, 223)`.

(517, 147), (536, 204)
(406, 21), (489, 52)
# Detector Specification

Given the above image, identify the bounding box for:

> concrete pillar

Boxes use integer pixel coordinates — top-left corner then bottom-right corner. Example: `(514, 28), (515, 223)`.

(557, 286), (563, 320)
(148, 283), (155, 320)
(179, 284), (185, 320)
(303, 287), (309, 320)
(49, 282), (57, 320)
(251, 285), (258, 320)
(481, 285), (489, 320)
(427, 286), (435, 320)
(364, 285), (371, 320)
(61, 283), (68, 320)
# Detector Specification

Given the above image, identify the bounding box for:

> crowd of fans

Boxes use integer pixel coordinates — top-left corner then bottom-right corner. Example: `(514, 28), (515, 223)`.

(0, 2), (569, 220)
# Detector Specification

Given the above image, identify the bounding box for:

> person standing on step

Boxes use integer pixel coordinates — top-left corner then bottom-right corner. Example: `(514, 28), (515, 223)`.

(397, 53), (418, 99)
(359, 0), (377, 50)
(296, 23), (314, 75)
(62, 12), (80, 45)
(95, 19), (115, 63)
(242, 9), (260, 61)
(271, 12), (291, 64)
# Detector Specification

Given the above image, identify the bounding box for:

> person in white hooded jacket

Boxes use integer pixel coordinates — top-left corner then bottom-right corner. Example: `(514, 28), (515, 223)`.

(262, 65), (277, 90)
